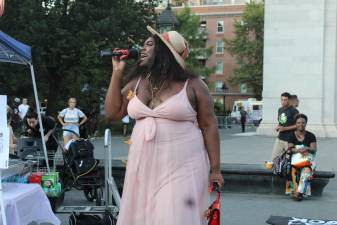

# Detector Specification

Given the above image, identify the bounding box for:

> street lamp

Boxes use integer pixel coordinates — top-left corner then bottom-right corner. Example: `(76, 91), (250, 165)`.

(157, 2), (179, 33)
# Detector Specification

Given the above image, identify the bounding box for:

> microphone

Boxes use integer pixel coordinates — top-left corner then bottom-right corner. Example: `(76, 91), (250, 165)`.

(100, 48), (139, 59)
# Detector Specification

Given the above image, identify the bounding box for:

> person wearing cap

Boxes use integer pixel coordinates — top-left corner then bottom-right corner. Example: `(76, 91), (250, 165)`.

(105, 26), (224, 225)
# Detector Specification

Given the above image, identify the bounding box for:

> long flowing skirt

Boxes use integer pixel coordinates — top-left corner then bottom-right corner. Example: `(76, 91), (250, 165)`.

(117, 119), (210, 225)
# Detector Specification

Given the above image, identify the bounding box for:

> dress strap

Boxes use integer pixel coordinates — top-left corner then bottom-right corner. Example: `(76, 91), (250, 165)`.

(134, 77), (142, 94)
(183, 79), (189, 90)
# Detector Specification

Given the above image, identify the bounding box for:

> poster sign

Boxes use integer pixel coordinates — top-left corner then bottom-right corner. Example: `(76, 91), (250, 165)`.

(0, 127), (9, 169)
(0, 95), (6, 126)
(267, 216), (337, 225)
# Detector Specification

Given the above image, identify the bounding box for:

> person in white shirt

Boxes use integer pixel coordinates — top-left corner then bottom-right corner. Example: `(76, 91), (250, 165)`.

(58, 97), (88, 144)
(122, 115), (130, 136)
(18, 98), (29, 120)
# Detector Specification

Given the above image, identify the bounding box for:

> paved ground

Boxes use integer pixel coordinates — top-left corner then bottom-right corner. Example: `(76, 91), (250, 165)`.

(55, 125), (337, 224)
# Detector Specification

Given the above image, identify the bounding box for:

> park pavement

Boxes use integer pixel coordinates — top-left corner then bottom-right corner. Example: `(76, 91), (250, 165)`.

(56, 125), (337, 225)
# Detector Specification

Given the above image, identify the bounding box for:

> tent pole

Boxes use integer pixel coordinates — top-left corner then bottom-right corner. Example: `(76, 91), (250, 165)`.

(29, 63), (50, 173)
(0, 171), (8, 225)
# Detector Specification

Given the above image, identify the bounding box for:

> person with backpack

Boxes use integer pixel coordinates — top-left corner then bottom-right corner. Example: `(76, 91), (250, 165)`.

(271, 92), (299, 194)
(271, 92), (299, 161)
(58, 97), (88, 145)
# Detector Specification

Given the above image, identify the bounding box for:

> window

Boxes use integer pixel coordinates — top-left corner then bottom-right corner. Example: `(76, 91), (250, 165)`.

(240, 83), (247, 94)
(200, 21), (207, 29)
(199, 21), (208, 40)
(253, 105), (262, 110)
(216, 40), (224, 54)
(215, 81), (223, 92)
(215, 60), (224, 74)
(217, 20), (224, 33)
(202, 0), (227, 5)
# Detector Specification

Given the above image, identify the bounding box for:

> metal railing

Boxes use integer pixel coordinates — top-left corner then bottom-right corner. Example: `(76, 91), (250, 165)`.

(104, 129), (121, 209)
(217, 116), (261, 129)
(158, 0), (261, 8)
(216, 116), (231, 129)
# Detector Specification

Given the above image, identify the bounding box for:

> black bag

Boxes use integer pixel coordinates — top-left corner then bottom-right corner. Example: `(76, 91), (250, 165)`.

(69, 213), (102, 225)
(68, 139), (94, 160)
(69, 211), (116, 225)
(72, 158), (98, 176)
(272, 151), (291, 178)
(66, 139), (98, 177)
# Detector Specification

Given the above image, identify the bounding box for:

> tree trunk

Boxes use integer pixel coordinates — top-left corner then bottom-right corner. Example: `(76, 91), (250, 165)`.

(46, 70), (62, 117)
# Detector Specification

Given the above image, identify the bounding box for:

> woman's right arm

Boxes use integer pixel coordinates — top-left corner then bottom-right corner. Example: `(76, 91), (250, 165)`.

(105, 58), (136, 121)
(57, 114), (65, 126)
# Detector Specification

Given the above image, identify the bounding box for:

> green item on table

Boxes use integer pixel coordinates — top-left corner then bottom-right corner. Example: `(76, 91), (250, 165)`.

(41, 172), (62, 197)
(43, 182), (62, 197)
(41, 172), (59, 189)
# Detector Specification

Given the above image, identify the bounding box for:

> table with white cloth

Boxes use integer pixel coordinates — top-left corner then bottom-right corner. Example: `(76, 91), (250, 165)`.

(0, 183), (60, 225)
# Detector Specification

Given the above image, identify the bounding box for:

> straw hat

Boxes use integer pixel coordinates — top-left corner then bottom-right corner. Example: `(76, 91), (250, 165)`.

(147, 26), (189, 69)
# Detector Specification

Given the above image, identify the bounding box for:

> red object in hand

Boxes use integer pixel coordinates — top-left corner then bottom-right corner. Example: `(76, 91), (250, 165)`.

(205, 184), (221, 225)
(109, 48), (139, 60)
(112, 48), (130, 60)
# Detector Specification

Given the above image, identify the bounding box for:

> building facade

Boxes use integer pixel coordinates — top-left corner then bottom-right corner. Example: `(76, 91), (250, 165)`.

(158, 0), (259, 113)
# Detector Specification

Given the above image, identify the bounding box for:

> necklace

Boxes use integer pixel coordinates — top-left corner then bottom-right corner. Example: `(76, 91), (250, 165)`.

(146, 73), (167, 109)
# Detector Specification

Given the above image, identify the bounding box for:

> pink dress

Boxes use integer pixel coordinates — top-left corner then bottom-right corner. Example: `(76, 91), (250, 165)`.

(116, 78), (210, 225)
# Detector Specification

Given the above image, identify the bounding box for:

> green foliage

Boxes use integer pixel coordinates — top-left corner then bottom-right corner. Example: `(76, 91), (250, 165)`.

(0, 0), (158, 116)
(214, 100), (224, 115)
(176, 7), (213, 79)
(224, 2), (264, 98)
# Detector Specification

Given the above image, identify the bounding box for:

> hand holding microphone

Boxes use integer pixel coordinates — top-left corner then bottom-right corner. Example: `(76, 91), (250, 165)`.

(108, 49), (129, 74)
(100, 47), (139, 75)
(100, 48), (139, 60)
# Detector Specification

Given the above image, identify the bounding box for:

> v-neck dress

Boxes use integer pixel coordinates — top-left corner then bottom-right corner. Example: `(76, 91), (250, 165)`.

(116, 77), (210, 225)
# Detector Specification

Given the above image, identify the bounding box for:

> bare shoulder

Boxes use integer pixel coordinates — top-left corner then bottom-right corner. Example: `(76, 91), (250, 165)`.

(187, 77), (214, 118)
(186, 77), (212, 112)
(125, 76), (140, 89)
(188, 76), (210, 96)
(122, 76), (141, 95)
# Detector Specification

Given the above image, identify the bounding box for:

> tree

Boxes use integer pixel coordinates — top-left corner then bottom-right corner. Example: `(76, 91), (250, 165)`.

(0, 0), (158, 116)
(224, 2), (264, 98)
(176, 7), (213, 80)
